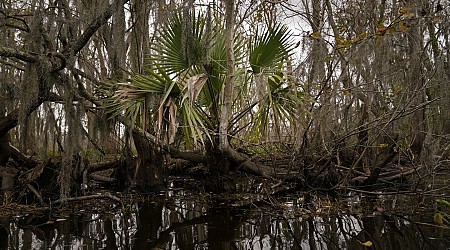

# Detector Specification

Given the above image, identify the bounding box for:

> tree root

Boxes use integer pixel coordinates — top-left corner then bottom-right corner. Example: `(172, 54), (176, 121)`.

(222, 147), (274, 177)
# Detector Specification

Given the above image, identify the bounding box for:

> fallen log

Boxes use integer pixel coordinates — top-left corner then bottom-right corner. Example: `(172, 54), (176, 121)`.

(135, 126), (276, 178)
(88, 158), (123, 173)
(89, 173), (115, 182)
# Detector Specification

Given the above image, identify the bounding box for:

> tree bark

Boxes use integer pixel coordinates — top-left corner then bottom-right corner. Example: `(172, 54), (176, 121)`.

(217, 0), (236, 172)
(219, 0), (236, 151)
(132, 130), (165, 191)
(407, 3), (427, 158)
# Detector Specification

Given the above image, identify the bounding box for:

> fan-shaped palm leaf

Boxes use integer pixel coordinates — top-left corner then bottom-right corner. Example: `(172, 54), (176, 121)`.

(251, 72), (303, 138)
(149, 12), (208, 76)
(249, 24), (295, 74)
(104, 10), (299, 147)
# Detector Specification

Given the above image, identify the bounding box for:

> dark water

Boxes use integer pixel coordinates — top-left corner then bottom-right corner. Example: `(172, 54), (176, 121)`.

(1, 191), (449, 250)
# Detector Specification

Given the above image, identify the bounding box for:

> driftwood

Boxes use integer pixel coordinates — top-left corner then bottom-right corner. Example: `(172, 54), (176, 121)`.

(89, 173), (115, 182)
(26, 184), (44, 205)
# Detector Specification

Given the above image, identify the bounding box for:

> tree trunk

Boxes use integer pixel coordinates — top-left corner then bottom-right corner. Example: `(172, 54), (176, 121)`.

(0, 127), (10, 166)
(407, 3), (427, 158)
(217, 0), (236, 172)
(0, 131), (12, 198)
(132, 130), (164, 191)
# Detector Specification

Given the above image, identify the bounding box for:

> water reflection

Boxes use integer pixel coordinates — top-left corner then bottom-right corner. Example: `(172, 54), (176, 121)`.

(1, 193), (449, 250)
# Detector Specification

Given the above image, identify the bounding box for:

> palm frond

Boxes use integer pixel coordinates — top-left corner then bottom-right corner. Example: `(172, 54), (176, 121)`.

(250, 72), (303, 139)
(181, 102), (212, 147)
(149, 12), (209, 76)
(102, 9), (300, 147)
(249, 24), (295, 74)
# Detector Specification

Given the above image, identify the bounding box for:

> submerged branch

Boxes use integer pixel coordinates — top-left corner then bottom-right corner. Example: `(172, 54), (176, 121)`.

(51, 192), (122, 205)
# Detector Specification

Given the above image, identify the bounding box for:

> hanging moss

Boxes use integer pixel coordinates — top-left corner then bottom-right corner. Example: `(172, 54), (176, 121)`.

(58, 79), (84, 199)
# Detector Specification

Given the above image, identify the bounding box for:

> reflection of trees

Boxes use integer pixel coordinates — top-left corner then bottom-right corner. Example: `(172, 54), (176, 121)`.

(132, 202), (163, 249)
(208, 209), (239, 250)
(229, 210), (450, 250)
(112, 207), (138, 249)
(0, 222), (7, 249)
(103, 218), (118, 249)
(135, 197), (211, 249)
(307, 218), (318, 250)
(3, 199), (450, 249)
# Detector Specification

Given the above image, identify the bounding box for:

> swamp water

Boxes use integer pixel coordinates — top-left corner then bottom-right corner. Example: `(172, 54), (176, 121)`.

(1, 188), (449, 250)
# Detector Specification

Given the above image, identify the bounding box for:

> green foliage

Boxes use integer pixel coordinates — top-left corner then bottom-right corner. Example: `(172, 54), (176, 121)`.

(37, 149), (62, 158)
(82, 148), (104, 162)
(103, 10), (300, 149)
(437, 199), (450, 208)
(250, 71), (304, 139)
(150, 12), (206, 75)
(249, 24), (295, 74)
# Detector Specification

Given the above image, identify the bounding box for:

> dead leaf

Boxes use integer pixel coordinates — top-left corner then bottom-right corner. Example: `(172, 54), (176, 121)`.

(184, 74), (208, 102)
(399, 22), (409, 32)
(376, 24), (387, 36)
(168, 97), (178, 144)
(310, 32), (321, 39)
(361, 241), (373, 247)
(399, 6), (412, 14)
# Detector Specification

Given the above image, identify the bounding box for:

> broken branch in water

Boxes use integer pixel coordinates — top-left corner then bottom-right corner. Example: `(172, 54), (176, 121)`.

(51, 192), (122, 205)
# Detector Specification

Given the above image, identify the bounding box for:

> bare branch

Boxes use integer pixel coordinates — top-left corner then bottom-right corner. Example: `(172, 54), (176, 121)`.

(0, 9), (31, 32)
(69, 0), (130, 55)
(0, 59), (25, 71)
(0, 46), (37, 63)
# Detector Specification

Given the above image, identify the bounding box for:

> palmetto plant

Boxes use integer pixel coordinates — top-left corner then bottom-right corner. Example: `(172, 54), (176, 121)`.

(104, 10), (301, 150)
